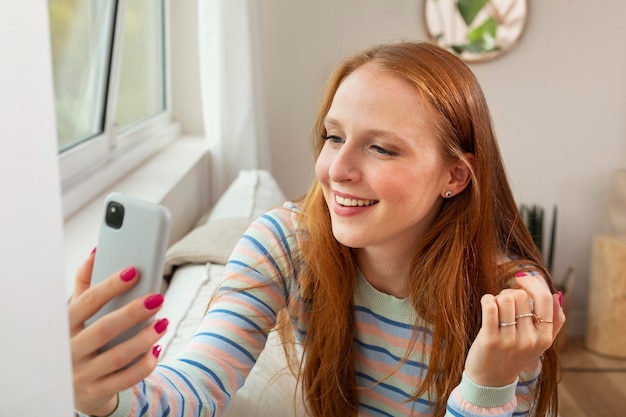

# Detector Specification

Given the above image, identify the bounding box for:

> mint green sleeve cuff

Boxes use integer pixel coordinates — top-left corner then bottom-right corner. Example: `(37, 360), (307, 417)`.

(458, 371), (518, 408)
(112, 389), (133, 416)
(75, 390), (133, 417)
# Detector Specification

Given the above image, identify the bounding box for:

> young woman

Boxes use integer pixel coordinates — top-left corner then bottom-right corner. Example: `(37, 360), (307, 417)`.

(70, 41), (565, 417)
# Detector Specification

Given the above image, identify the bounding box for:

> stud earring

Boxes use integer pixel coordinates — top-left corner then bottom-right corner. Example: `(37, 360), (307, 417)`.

(444, 190), (453, 198)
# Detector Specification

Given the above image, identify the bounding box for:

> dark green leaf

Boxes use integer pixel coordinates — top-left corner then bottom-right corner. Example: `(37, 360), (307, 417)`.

(457, 0), (489, 26)
(451, 40), (488, 54)
(451, 44), (466, 54)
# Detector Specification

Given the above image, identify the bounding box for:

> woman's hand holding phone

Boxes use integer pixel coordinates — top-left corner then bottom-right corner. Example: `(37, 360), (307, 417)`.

(69, 193), (172, 416)
(69, 252), (167, 416)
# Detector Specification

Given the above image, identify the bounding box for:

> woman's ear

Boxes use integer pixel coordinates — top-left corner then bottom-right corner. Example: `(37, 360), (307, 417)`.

(443, 153), (474, 197)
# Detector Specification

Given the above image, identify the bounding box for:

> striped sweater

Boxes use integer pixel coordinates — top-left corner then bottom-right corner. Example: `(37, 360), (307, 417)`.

(97, 202), (540, 417)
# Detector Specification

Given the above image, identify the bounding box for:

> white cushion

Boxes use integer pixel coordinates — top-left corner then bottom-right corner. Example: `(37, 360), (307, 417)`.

(160, 266), (306, 416)
(208, 169), (286, 223)
(163, 218), (253, 276)
(222, 330), (306, 417)
(159, 263), (223, 362)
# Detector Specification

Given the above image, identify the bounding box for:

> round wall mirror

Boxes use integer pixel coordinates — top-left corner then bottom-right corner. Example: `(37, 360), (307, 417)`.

(424, 0), (529, 62)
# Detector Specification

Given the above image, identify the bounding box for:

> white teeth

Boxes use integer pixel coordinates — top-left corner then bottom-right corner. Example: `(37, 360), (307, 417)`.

(335, 195), (376, 207)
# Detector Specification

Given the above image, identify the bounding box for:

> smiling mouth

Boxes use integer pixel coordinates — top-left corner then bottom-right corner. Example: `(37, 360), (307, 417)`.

(335, 195), (379, 207)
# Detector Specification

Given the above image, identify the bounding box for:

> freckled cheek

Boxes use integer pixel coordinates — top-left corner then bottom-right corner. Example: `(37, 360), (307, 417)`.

(374, 171), (431, 205)
(374, 181), (405, 204)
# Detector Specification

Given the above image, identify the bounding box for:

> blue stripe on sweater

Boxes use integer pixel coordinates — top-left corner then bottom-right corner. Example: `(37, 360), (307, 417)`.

(240, 234), (289, 298)
(354, 338), (428, 371)
(446, 404), (465, 417)
(206, 309), (264, 333)
(356, 372), (435, 406)
(177, 359), (231, 404)
(194, 331), (257, 363)
(160, 365), (205, 415)
(260, 213), (292, 255)
(359, 402), (396, 417)
(151, 371), (186, 416)
(216, 287), (277, 317)
(355, 305), (431, 334)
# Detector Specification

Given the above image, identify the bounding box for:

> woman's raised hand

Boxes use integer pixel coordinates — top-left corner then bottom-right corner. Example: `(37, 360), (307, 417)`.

(69, 250), (168, 416)
(464, 274), (566, 387)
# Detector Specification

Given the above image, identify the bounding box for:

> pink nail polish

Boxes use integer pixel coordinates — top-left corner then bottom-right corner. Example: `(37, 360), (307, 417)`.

(154, 318), (169, 334)
(558, 291), (563, 307)
(90, 247), (97, 256)
(152, 345), (162, 359)
(120, 266), (136, 282)
(515, 272), (526, 278)
(144, 293), (164, 310)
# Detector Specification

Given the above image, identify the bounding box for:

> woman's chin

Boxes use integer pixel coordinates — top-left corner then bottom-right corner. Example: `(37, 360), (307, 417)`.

(331, 227), (367, 249)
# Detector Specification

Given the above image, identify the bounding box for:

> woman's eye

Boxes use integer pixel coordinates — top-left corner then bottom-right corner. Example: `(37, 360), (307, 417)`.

(371, 145), (396, 156)
(322, 134), (343, 144)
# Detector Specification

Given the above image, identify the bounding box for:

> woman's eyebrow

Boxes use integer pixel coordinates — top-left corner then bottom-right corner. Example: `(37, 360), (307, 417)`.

(322, 116), (341, 129)
(323, 116), (415, 144)
(324, 117), (395, 135)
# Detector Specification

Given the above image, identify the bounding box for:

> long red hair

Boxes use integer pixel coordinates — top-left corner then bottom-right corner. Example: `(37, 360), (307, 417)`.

(287, 42), (560, 417)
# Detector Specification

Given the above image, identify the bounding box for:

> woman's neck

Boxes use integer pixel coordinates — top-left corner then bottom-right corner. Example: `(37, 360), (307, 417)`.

(354, 246), (412, 299)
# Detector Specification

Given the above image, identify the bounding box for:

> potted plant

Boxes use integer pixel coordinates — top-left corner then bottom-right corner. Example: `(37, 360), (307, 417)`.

(519, 204), (576, 308)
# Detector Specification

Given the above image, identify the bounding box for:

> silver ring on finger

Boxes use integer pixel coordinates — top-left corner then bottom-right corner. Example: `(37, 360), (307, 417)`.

(498, 321), (517, 327)
(515, 312), (535, 320)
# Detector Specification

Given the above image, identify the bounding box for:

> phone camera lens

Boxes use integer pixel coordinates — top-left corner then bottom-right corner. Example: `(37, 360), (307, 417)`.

(105, 201), (125, 229)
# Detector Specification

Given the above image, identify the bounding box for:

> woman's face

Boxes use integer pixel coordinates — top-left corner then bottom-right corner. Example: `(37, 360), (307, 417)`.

(315, 64), (453, 254)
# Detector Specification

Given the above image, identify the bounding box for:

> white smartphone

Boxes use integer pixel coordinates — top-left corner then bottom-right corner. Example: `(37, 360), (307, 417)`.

(86, 192), (172, 353)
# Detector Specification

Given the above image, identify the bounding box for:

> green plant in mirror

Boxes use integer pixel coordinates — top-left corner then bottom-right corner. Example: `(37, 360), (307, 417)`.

(425, 0), (528, 62)
(452, 16), (498, 54)
(452, 0), (499, 54)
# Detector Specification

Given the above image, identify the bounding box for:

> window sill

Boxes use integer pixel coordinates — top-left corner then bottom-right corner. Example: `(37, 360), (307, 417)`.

(61, 120), (182, 220)
(62, 135), (212, 297)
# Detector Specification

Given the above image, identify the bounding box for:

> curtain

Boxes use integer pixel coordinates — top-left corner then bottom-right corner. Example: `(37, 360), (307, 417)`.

(198, 0), (270, 201)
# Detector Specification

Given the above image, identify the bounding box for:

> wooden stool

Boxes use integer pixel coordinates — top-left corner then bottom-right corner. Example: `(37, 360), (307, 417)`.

(585, 234), (626, 358)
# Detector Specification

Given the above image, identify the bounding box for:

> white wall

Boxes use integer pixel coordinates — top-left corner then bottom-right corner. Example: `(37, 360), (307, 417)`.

(0, 1), (74, 415)
(252, 0), (626, 335)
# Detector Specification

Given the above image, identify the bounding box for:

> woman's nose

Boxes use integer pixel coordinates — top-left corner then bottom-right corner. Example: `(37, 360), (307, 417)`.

(329, 146), (360, 182)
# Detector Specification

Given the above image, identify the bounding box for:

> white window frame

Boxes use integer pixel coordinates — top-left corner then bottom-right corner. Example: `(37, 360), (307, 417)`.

(58, 0), (180, 220)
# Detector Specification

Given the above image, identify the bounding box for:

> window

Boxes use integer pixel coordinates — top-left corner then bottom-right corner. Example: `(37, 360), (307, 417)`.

(49, 0), (177, 217)
(49, 0), (114, 152)
(114, 0), (166, 130)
